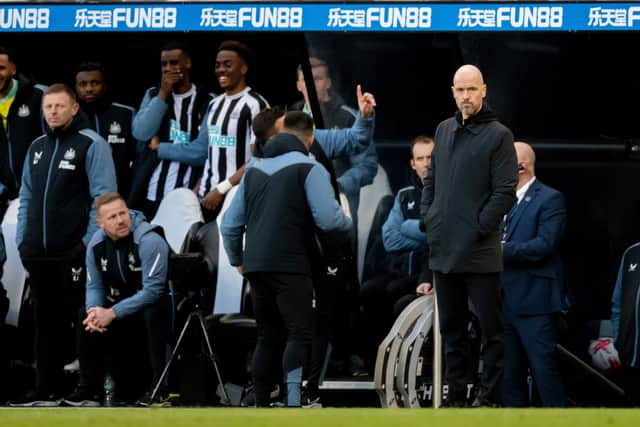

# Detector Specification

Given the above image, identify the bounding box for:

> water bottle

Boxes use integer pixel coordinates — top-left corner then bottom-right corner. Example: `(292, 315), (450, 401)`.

(103, 374), (115, 407)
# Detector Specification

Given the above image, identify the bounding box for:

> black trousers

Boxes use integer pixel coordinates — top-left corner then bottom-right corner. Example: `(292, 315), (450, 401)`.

(306, 260), (344, 391)
(20, 244), (87, 395)
(76, 295), (171, 402)
(434, 271), (504, 403)
(0, 199), (9, 278)
(325, 254), (361, 373)
(247, 272), (313, 407)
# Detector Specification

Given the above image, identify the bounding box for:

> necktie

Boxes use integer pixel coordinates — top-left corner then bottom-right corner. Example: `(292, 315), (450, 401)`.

(502, 203), (518, 242)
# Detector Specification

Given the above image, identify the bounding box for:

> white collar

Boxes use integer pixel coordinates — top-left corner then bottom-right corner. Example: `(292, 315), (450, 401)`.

(516, 176), (536, 204)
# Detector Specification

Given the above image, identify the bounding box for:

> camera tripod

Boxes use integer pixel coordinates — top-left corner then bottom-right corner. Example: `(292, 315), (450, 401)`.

(149, 308), (230, 405)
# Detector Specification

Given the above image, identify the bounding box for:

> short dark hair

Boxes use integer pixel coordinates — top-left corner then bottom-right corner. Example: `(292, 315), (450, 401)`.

(161, 41), (191, 59)
(96, 192), (126, 215)
(252, 106), (284, 144)
(218, 40), (252, 65)
(0, 46), (16, 63)
(74, 61), (105, 79)
(283, 111), (314, 140)
(44, 83), (77, 102)
(411, 135), (434, 157)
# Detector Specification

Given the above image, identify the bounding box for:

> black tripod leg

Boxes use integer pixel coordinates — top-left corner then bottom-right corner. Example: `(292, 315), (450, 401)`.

(197, 313), (230, 404)
(149, 312), (196, 402)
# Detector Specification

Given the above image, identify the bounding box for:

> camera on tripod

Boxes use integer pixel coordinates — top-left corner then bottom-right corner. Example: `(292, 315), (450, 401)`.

(170, 253), (209, 290)
(150, 221), (229, 406)
(169, 252), (210, 309)
(167, 221), (219, 314)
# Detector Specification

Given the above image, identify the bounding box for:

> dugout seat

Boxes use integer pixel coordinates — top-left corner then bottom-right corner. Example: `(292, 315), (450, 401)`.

(1, 199), (27, 327)
(356, 164), (393, 285)
(151, 188), (204, 254)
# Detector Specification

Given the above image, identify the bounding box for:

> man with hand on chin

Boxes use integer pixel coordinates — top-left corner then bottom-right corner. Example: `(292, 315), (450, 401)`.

(131, 41), (213, 219)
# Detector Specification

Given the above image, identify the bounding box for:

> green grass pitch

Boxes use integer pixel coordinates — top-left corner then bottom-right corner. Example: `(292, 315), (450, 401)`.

(2, 408), (640, 427)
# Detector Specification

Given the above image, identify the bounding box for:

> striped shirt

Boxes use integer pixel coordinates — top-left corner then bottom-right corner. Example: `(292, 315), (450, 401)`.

(147, 85), (199, 201)
(199, 86), (268, 198)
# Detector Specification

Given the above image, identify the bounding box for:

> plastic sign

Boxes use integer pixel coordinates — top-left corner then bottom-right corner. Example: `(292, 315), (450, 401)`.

(2, 3), (640, 32)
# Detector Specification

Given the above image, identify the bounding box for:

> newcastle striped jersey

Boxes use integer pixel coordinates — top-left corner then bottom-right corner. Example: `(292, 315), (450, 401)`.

(198, 86), (268, 198)
(147, 85), (209, 201)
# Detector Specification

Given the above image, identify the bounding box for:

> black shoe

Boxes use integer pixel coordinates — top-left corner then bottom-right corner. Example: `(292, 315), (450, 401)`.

(471, 397), (501, 408)
(349, 355), (368, 377)
(8, 390), (61, 407)
(136, 391), (172, 407)
(63, 388), (102, 407)
(240, 386), (255, 407)
(301, 389), (322, 408)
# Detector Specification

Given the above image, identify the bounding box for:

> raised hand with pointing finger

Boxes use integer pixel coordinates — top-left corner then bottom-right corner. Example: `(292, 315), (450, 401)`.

(357, 84), (377, 118)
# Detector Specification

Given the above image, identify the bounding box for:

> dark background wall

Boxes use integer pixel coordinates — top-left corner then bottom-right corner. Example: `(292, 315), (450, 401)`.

(4, 30), (640, 321)
(3, 32), (307, 111)
(306, 31), (640, 321)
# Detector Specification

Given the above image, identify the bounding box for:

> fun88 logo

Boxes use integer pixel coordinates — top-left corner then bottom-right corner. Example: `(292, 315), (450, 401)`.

(208, 133), (237, 148)
(169, 119), (190, 143)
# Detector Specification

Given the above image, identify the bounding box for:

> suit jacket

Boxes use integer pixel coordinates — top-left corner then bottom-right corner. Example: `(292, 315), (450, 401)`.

(501, 179), (567, 316)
